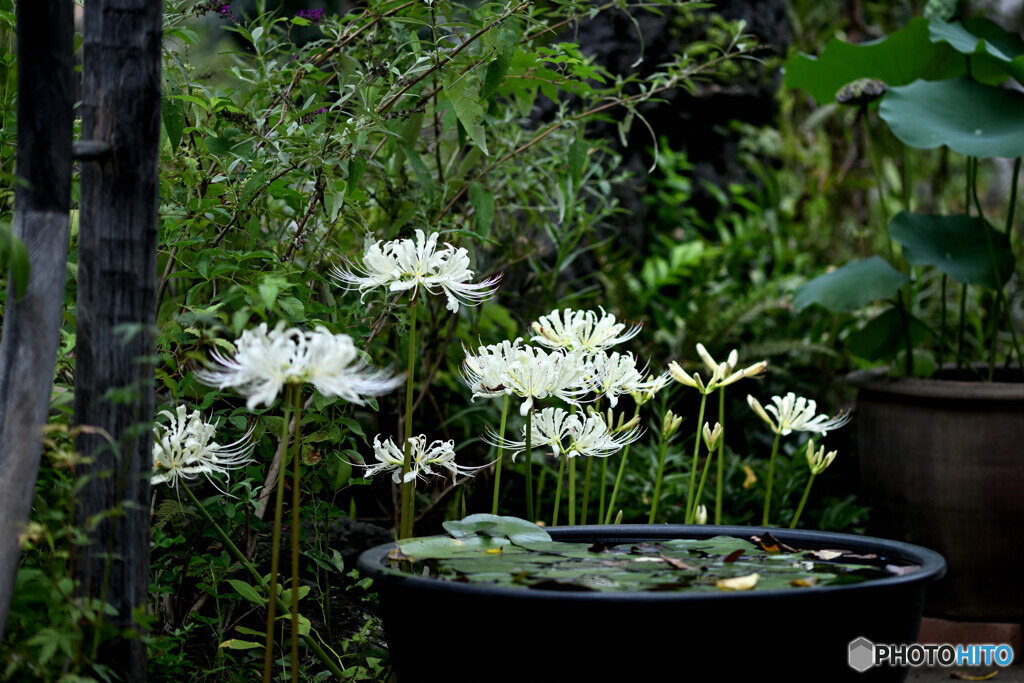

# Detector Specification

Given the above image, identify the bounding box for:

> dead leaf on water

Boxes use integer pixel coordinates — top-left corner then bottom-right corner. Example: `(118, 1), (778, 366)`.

(717, 573), (760, 591)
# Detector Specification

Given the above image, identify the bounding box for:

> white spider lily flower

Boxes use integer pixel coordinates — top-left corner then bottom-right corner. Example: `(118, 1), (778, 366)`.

(565, 412), (642, 459)
(586, 351), (671, 408)
(483, 406), (577, 460)
(331, 229), (501, 312)
(195, 323), (402, 409)
(806, 440), (838, 475)
(502, 345), (590, 416)
(461, 338), (522, 400)
(668, 357), (768, 395)
(696, 343), (738, 374)
(530, 307), (641, 353)
(363, 434), (476, 483)
(151, 405), (254, 491)
(747, 392), (850, 436)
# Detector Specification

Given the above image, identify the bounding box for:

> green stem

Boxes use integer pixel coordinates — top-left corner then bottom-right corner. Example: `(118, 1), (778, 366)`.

(580, 456), (593, 525)
(597, 457), (607, 525)
(648, 430), (671, 524)
(790, 473), (817, 529)
(399, 299), (418, 539)
(184, 484), (346, 680)
(714, 389), (725, 525)
(490, 395), (510, 515)
(552, 454), (566, 527)
(524, 408), (534, 523)
(683, 395), (708, 523)
(568, 456), (576, 526)
(289, 388), (303, 683)
(761, 431), (782, 526)
(690, 449), (714, 524)
(604, 405), (640, 524)
(264, 384), (295, 683)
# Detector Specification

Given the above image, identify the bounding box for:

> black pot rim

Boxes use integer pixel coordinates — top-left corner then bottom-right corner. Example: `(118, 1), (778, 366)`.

(356, 524), (946, 603)
(847, 365), (1024, 400)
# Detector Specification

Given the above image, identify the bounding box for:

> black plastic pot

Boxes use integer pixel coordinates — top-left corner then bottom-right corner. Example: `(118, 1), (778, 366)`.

(357, 524), (945, 683)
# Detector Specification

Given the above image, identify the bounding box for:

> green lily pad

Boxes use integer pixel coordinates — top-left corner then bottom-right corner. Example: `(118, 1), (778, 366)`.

(880, 77), (1024, 158)
(929, 17), (1024, 84)
(785, 18), (963, 105)
(397, 535), (510, 559)
(888, 212), (1015, 287)
(794, 257), (910, 312)
(443, 513), (552, 550)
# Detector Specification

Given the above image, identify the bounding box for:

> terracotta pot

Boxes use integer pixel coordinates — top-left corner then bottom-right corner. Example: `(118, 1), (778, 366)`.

(358, 524), (944, 682)
(848, 366), (1024, 622)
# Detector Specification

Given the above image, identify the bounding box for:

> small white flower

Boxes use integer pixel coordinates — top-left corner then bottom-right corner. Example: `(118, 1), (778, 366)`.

(694, 504), (708, 525)
(565, 412), (641, 459)
(151, 405), (254, 491)
(484, 407), (640, 460)
(501, 345), (590, 416)
(332, 229), (501, 312)
(483, 406), (578, 460)
(668, 353), (767, 396)
(461, 338), (522, 400)
(196, 323), (402, 409)
(747, 392), (850, 436)
(530, 307), (641, 353)
(586, 351), (671, 408)
(363, 434), (476, 483)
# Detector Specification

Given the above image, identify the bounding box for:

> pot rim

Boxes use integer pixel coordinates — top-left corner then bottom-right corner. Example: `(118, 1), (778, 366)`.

(847, 365), (1024, 400)
(356, 524), (946, 603)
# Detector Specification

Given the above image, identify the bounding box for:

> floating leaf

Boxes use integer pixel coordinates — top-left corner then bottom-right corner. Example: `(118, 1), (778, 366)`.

(880, 77), (1024, 158)
(888, 212), (1015, 287)
(794, 257), (909, 312)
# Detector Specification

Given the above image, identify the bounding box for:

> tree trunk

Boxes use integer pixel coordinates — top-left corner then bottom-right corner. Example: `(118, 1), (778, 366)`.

(0, 0), (73, 642)
(72, 0), (162, 679)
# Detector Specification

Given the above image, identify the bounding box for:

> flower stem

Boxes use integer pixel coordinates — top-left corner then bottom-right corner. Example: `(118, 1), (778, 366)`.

(490, 394), (510, 515)
(289, 387), (303, 683)
(715, 389), (725, 525)
(568, 456), (576, 526)
(400, 299), (418, 539)
(761, 431), (782, 526)
(790, 473), (817, 529)
(264, 384), (295, 683)
(524, 408), (534, 522)
(552, 454), (566, 526)
(605, 406), (640, 524)
(684, 394), (708, 523)
(648, 430), (670, 524)
(181, 485), (346, 680)
(689, 449), (714, 524)
(580, 456), (593, 525)
(597, 458), (607, 525)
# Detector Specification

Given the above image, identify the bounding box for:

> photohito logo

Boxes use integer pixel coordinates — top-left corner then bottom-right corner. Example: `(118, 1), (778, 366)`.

(848, 637), (1015, 672)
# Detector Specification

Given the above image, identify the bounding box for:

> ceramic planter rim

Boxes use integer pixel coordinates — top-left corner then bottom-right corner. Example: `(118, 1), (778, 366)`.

(848, 365), (1024, 401)
(357, 523), (946, 603)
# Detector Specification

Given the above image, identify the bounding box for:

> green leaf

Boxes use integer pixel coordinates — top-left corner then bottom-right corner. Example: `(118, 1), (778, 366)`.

(8, 230), (29, 300)
(240, 168), (271, 207)
(219, 639), (263, 650)
(468, 182), (494, 236)
(888, 211), (1015, 288)
(444, 513), (552, 550)
(226, 579), (266, 607)
(880, 77), (1024, 158)
(444, 72), (488, 156)
(928, 17), (1024, 83)
(784, 18), (963, 105)
(846, 308), (929, 361)
(397, 535), (510, 559)
(399, 141), (435, 202)
(568, 136), (587, 185)
(481, 24), (517, 101)
(161, 93), (186, 151)
(794, 257), (909, 311)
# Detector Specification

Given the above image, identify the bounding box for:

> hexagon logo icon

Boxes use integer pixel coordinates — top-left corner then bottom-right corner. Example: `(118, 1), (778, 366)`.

(848, 637), (875, 672)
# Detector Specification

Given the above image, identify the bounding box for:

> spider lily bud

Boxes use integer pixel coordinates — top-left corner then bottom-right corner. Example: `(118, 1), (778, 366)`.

(694, 504), (708, 525)
(616, 415), (641, 433)
(668, 361), (706, 393)
(702, 422), (723, 451)
(663, 410), (683, 438)
(806, 440), (837, 475)
(747, 394), (778, 433)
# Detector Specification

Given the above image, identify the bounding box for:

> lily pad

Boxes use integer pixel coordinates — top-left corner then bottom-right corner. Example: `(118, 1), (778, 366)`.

(785, 18), (963, 105)
(928, 17), (1024, 84)
(794, 257), (909, 312)
(443, 513), (552, 550)
(880, 77), (1024, 158)
(397, 535), (510, 559)
(888, 212), (1015, 287)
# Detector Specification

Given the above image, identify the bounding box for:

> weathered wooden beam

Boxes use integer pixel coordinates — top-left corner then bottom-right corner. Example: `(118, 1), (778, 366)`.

(0, 0), (73, 643)
(72, 0), (162, 678)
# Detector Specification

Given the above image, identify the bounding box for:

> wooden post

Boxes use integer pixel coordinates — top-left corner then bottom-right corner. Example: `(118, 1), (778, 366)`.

(0, 0), (73, 642)
(72, 0), (162, 679)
